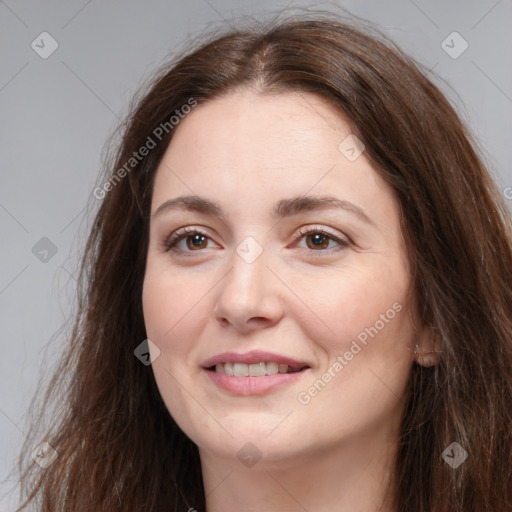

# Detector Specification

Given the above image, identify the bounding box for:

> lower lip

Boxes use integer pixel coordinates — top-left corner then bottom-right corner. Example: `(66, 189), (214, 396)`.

(203, 368), (308, 395)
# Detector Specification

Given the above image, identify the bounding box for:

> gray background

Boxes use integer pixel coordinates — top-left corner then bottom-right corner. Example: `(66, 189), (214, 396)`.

(1, 0), (511, 508)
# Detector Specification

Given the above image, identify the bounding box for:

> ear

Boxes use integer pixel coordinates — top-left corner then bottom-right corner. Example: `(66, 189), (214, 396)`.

(413, 324), (442, 367)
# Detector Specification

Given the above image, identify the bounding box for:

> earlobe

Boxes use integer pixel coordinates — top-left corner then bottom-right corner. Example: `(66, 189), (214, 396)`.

(415, 349), (441, 367)
(413, 326), (442, 367)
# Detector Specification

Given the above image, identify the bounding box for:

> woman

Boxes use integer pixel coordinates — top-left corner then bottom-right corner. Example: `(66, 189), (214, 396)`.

(17, 11), (512, 512)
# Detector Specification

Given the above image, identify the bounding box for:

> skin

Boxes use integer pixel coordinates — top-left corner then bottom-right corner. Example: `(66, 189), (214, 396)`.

(142, 89), (436, 512)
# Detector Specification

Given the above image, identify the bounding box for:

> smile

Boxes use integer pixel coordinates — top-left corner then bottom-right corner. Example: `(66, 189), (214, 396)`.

(212, 361), (306, 376)
(202, 351), (311, 395)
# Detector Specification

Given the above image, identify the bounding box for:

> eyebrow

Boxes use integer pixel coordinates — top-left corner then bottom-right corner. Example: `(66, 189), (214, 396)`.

(153, 194), (376, 227)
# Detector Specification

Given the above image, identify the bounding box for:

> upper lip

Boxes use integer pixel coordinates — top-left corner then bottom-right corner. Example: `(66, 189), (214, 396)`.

(202, 350), (310, 370)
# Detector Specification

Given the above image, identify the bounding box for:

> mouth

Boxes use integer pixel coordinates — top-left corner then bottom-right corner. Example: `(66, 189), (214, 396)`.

(201, 351), (311, 395)
(202, 350), (311, 376)
(207, 361), (309, 376)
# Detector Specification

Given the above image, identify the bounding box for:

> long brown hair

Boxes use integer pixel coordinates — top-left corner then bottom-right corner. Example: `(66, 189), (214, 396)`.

(16, 10), (512, 512)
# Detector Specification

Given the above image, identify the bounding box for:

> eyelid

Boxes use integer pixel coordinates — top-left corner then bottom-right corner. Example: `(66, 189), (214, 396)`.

(294, 225), (347, 243)
(292, 225), (349, 254)
(161, 226), (215, 253)
(161, 224), (349, 256)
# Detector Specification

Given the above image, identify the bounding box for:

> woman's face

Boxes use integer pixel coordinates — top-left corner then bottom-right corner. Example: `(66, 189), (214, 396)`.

(142, 89), (425, 466)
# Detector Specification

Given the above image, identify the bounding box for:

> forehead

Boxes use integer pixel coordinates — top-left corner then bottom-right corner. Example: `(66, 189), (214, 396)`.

(151, 90), (392, 221)
(162, 90), (354, 171)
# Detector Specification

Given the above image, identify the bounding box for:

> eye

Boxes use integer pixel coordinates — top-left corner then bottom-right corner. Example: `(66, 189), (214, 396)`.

(293, 226), (349, 255)
(162, 227), (217, 255)
(161, 225), (349, 256)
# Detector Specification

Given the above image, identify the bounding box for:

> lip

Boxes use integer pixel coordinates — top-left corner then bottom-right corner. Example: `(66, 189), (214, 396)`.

(201, 350), (311, 396)
(204, 369), (309, 395)
(201, 350), (309, 369)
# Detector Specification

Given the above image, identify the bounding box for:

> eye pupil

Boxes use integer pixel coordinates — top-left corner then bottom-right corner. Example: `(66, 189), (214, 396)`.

(306, 233), (329, 250)
(187, 234), (207, 250)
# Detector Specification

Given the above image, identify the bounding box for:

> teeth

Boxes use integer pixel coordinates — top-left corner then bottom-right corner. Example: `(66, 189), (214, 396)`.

(213, 362), (304, 376)
(233, 363), (249, 377)
(266, 362), (279, 375)
(224, 362), (234, 376)
(249, 362), (266, 377)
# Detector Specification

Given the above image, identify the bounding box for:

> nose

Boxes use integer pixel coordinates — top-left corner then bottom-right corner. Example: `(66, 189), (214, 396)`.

(212, 243), (285, 334)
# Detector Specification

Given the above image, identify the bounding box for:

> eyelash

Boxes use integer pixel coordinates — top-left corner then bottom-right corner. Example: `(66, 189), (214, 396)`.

(161, 226), (349, 257)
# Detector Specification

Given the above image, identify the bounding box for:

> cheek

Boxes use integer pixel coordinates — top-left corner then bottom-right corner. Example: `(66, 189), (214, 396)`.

(142, 274), (171, 341)
(142, 268), (209, 435)
(292, 274), (412, 439)
(142, 263), (217, 380)
(142, 263), (200, 341)
(295, 263), (410, 354)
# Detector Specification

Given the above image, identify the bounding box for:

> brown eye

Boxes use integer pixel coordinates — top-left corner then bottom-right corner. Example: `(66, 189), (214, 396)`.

(163, 228), (214, 254)
(304, 233), (331, 250)
(185, 234), (208, 250)
(295, 228), (348, 254)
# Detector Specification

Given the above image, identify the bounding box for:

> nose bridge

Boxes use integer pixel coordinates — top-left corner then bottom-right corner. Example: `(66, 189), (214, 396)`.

(223, 238), (270, 306)
(213, 235), (283, 328)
